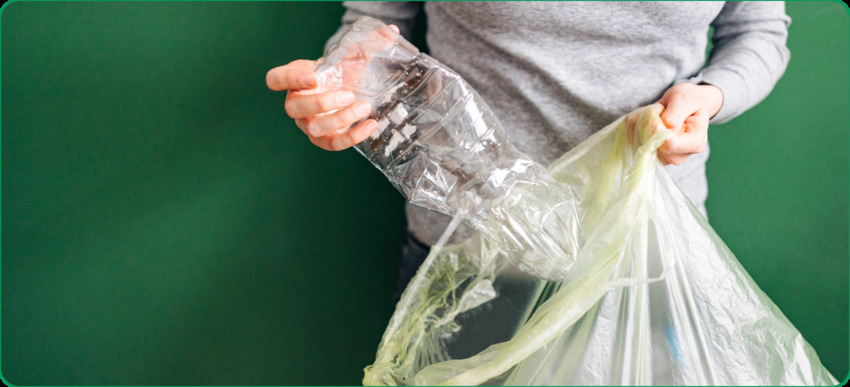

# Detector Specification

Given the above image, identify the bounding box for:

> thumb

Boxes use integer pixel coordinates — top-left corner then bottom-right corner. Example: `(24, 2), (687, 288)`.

(658, 96), (695, 131)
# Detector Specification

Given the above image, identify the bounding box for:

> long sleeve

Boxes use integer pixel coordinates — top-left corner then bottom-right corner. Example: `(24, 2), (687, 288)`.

(700, 1), (791, 124)
(324, 1), (424, 52)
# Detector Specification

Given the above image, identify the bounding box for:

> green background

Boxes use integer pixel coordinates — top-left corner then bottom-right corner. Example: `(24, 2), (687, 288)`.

(1, 1), (847, 385)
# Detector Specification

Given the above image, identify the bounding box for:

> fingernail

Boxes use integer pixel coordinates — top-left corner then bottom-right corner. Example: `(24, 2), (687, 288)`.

(365, 120), (378, 133)
(301, 74), (316, 88)
(355, 102), (372, 116)
(336, 91), (355, 105)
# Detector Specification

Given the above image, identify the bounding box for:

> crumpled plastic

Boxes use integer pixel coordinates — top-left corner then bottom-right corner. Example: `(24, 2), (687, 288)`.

(312, 16), (581, 281)
(361, 104), (838, 386)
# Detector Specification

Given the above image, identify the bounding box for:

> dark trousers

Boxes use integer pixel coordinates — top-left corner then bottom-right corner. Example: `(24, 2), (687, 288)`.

(393, 232), (431, 303)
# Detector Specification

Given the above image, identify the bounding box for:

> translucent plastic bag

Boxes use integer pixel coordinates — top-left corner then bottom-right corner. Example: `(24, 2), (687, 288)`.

(311, 16), (836, 386)
(362, 104), (837, 386)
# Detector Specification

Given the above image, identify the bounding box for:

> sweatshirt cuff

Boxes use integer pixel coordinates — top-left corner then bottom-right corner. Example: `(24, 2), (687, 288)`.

(694, 67), (747, 125)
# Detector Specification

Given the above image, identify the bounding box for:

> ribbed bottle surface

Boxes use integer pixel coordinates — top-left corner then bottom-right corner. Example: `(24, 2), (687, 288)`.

(314, 16), (581, 280)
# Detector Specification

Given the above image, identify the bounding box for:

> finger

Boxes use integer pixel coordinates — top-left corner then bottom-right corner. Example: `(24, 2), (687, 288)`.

(625, 111), (640, 131)
(310, 119), (379, 151)
(296, 101), (373, 138)
(660, 130), (705, 155)
(659, 116), (708, 156)
(346, 26), (400, 62)
(657, 153), (689, 166)
(388, 24), (400, 33)
(285, 89), (356, 118)
(623, 111), (641, 148)
(658, 93), (698, 131)
(266, 60), (318, 91)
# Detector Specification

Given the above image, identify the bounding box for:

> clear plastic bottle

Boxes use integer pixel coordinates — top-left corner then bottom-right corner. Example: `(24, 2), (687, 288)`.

(312, 16), (581, 280)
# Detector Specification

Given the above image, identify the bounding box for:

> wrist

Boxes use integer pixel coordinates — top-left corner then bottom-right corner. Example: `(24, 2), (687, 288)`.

(697, 82), (724, 119)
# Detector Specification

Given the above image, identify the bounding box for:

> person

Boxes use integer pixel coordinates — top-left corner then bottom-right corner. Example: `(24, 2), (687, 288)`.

(266, 1), (791, 298)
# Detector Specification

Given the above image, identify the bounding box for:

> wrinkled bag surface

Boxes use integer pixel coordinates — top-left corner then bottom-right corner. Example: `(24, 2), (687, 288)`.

(362, 104), (838, 386)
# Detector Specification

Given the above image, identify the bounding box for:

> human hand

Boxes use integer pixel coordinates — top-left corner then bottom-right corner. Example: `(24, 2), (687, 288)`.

(266, 59), (377, 151)
(654, 83), (724, 165)
(265, 25), (400, 151)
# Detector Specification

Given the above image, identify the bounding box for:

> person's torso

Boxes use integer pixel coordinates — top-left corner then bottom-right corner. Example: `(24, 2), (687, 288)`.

(424, 1), (724, 162)
(407, 1), (722, 245)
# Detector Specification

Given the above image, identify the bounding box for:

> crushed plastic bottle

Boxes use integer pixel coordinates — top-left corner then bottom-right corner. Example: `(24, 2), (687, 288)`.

(313, 16), (582, 280)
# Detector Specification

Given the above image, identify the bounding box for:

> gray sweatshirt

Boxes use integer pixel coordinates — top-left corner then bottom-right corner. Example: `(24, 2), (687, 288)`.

(329, 1), (791, 246)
